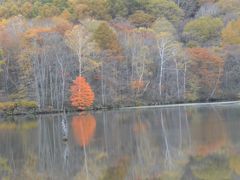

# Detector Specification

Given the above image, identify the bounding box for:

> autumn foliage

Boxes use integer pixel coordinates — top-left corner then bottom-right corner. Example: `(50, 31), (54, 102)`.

(188, 48), (223, 66)
(24, 27), (53, 39)
(130, 80), (145, 90)
(72, 113), (96, 147)
(70, 76), (95, 110)
(1, 0), (240, 109)
(187, 48), (224, 99)
(222, 18), (240, 45)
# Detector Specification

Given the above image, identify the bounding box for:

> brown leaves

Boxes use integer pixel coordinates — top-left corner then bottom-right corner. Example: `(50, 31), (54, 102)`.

(130, 80), (145, 90)
(70, 76), (95, 110)
(187, 48), (224, 99)
(187, 48), (223, 66)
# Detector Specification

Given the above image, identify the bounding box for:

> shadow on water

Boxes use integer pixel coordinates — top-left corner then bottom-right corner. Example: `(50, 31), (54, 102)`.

(1, 104), (240, 179)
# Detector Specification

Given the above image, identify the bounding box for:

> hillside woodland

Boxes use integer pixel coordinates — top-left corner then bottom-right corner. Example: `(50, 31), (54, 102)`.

(0, 0), (240, 112)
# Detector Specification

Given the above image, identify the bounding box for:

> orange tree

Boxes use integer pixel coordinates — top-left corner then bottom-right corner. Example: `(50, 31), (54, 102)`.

(70, 76), (95, 110)
(187, 48), (224, 100)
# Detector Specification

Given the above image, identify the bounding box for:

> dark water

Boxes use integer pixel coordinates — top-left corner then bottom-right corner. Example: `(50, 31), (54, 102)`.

(1, 103), (240, 180)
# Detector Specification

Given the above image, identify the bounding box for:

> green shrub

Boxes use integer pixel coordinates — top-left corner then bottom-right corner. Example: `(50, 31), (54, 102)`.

(0, 101), (38, 114)
(17, 101), (38, 109)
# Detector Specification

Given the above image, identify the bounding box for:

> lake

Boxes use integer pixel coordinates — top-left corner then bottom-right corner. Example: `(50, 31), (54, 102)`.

(1, 102), (240, 179)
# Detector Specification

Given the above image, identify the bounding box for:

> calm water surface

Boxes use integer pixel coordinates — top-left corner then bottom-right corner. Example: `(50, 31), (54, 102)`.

(1, 103), (240, 180)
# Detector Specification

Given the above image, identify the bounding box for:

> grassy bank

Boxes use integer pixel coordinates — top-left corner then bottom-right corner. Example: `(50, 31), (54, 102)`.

(0, 98), (239, 117)
(0, 101), (38, 115)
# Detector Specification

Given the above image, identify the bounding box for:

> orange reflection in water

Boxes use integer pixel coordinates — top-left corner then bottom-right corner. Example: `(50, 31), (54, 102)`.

(71, 113), (96, 147)
(133, 121), (148, 134)
(191, 113), (228, 157)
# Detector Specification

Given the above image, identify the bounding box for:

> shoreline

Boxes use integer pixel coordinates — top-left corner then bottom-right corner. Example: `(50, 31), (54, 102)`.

(1, 99), (240, 117)
(119, 100), (240, 110)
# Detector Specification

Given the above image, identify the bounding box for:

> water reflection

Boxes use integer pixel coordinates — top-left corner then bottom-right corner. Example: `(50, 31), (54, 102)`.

(72, 113), (96, 179)
(72, 113), (96, 147)
(0, 104), (240, 179)
(190, 106), (228, 157)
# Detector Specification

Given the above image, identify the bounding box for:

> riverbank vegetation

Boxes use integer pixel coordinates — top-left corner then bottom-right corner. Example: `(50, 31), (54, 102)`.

(0, 0), (240, 113)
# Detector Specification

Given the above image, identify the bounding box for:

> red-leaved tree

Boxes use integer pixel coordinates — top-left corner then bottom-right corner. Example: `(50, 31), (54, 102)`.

(187, 48), (224, 100)
(70, 76), (95, 110)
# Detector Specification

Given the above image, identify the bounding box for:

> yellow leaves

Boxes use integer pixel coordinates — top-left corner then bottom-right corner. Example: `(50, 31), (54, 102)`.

(151, 17), (176, 35)
(81, 19), (103, 33)
(24, 27), (53, 40)
(133, 27), (155, 36)
(21, 2), (33, 18)
(0, 19), (7, 28)
(39, 4), (60, 17)
(68, 0), (78, 5)
(65, 24), (89, 53)
(60, 9), (72, 21)
(65, 23), (99, 73)
(52, 17), (73, 35)
(66, 24), (87, 39)
(0, 102), (16, 111)
(0, 60), (4, 71)
(156, 31), (172, 39)
(128, 10), (155, 28)
(217, 0), (240, 16)
(222, 18), (240, 45)
(0, 101), (37, 113)
(74, 3), (90, 19)
(198, 0), (216, 5)
(83, 59), (102, 72)
(183, 16), (223, 45)
(144, 0), (184, 25)
(155, 31), (176, 50)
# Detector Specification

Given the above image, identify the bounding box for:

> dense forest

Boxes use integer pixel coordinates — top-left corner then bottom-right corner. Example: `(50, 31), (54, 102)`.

(0, 0), (240, 112)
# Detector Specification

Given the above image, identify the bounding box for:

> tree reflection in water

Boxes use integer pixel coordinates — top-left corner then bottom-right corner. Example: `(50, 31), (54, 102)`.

(71, 112), (96, 179)
(72, 113), (96, 147)
(2, 104), (240, 179)
(158, 107), (192, 179)
(61, 112), (69, 175)
(190, 106), (228, 157)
